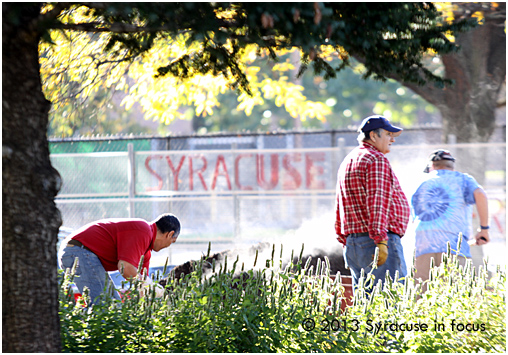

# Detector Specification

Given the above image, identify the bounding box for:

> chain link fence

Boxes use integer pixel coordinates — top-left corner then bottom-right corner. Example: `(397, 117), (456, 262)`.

(50, 128), (506, 269)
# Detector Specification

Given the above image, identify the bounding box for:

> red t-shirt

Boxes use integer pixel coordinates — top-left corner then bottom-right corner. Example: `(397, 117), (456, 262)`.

(71, 218), (156, 273)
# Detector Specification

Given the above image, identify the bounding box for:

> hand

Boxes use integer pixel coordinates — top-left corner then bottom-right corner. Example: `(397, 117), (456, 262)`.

(141, 284), (165, 298)
(140, 277), (165, 298)
(153, 284), (165, 298)
(474, 230), (490, 246)
(374, 241), (388, 266)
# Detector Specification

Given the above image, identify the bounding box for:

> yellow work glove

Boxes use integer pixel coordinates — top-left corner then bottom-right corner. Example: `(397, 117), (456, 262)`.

(375, 241), (388, 266)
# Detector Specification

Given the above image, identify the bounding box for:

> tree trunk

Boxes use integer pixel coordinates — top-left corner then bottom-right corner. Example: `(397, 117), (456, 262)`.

(409, 4), (505, 143)
(403, 3), (506, 182)
(2, 4), (63, 352)
(439, 4), (505, 145)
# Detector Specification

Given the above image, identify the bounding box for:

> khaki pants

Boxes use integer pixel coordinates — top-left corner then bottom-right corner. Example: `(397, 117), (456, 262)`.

(414, 252), (468, 282)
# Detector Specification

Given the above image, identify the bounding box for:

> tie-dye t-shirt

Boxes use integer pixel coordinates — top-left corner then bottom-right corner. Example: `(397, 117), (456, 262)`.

(411, 170), (480, 258)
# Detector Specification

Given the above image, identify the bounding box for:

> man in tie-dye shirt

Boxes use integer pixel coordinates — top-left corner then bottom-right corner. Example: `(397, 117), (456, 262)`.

(412, 149), (490, 283)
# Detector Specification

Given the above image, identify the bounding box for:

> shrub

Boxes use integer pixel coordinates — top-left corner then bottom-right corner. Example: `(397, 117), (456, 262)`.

(336, 252), (506, 353)
(59, 244), (506, 352)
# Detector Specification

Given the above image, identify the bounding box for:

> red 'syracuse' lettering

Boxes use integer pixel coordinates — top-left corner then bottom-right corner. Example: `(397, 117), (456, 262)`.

(282, 153), (302, 190)
(143, 151), (328, 192)
(211, 155), (232, 190)
(189, 155), (208, 191)
(256, 154), (279, 190)
(306, 152), (325, 189)
(166, 155), (185, 191)
(235, 154), (253, 190)
(145, 155), (164, 191)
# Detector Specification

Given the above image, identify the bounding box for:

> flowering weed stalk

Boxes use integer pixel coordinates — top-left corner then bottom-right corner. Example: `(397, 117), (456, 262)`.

(59, 242), (506, 352)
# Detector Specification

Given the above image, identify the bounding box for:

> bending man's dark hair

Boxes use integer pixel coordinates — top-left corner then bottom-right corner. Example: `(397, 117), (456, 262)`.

(154, 213), (181, 237)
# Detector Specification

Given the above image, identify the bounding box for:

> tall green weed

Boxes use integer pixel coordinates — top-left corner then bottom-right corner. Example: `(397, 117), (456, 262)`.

(59, 244), (506, 352)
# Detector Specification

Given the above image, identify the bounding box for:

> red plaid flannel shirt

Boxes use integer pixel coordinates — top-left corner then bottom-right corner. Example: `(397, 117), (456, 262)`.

(335, 141), (410, 245)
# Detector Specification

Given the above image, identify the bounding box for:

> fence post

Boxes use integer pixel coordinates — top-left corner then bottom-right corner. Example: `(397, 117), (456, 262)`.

(333, 137), (346, 182)
(128, 143), (136, 218)
(232, 143), (240, 239)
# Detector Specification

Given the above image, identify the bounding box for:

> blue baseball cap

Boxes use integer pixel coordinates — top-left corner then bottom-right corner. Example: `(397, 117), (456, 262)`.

(358, 115), (403, 135)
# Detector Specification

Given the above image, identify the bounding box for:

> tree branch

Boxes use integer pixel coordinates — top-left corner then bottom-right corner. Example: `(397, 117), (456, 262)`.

(27, 3), (71, 37)
(37, 2), (72, 22)
(54, 21), (174, 33)
(77, 2), (109, 10)
(51, 2), (236, 34)
(395, 78), (444, 107)
(352, 54), (445, 106)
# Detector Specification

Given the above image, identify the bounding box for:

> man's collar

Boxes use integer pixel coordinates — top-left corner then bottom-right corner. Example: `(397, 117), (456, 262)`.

(149, 223), (157, 249)
(361, 141), (380, 152)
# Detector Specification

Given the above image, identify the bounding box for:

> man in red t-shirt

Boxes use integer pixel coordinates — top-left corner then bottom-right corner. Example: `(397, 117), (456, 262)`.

(59, 213), (180, 304)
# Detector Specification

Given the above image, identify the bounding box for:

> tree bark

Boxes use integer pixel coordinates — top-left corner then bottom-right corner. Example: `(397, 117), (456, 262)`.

(407, 3), (506, 145)
(401, 3), (505, 183)
(2, 4), (63, 352)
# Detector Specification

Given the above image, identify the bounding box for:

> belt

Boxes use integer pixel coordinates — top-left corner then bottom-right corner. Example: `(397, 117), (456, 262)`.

(348, 231), (401, 238)
(67, 239), (93, 253)
(348, 232), (369, 238)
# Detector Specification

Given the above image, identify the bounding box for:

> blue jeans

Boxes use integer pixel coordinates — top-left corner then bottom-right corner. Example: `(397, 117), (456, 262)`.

(344, 232), (407, 292)
(59, 245), (121, 304)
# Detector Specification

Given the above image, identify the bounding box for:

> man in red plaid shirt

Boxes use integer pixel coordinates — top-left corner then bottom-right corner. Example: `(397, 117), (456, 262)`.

(335, 115), (410, 291)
